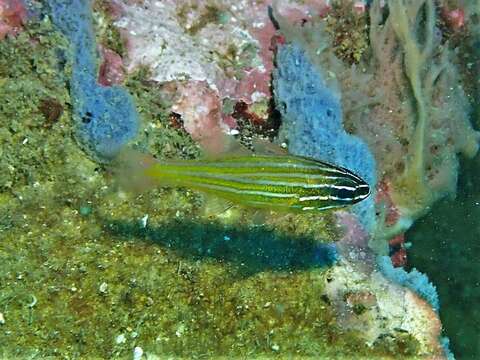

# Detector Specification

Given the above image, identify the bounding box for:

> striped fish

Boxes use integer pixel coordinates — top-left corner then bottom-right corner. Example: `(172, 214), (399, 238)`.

(139, 154), (370, 212)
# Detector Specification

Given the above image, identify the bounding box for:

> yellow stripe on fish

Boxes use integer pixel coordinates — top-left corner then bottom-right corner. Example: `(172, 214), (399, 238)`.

(141, 155), (370, 212)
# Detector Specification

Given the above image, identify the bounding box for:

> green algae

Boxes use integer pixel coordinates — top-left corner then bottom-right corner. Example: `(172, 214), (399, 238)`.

(326, 0), (370, 64)
(92, 0), (126, 57)
(124, 66), (202, 161)
(176, 2), (232, 36)
(183, 4), (225, 36)
(0, 20), (72, 192)
(1, 214), (420, 358)
(0, 14), (425, 360)
(215, 41), (260, 79)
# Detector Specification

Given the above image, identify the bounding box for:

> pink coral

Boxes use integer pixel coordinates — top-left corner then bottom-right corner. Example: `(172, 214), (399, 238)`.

(104, 0), (124, 19)
(336, 211), (369, 248)
(376, 181), (408, 266)
(275, 0), (330, 24)
(353, 1), (367, 14)
(219, 67), (272, 105)
(376, 181), (401, 226)
(335, 211), (376, 270)
(114, 0), (332, 132)
(217, 1), (331, 124)
(390, 244), (407, 267)
(0, 0), (26, 40)
(442, 7), (465, 30)
(98, 46), (126, 86)
(227, 0), (330, 104)
(172, 81), (229, 154)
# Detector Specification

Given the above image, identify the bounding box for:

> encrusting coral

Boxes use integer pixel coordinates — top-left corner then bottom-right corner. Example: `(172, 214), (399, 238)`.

(1, 0), (475, 358)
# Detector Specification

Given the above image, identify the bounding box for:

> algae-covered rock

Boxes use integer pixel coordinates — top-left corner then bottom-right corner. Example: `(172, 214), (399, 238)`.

(0, 2), (450, 359)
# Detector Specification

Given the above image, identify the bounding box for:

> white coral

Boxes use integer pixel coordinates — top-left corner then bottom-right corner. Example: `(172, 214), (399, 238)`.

(114, 0), (262, 90)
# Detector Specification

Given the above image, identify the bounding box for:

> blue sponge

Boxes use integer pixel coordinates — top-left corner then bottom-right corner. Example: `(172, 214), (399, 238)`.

(378, 256), (440, 311)
(48, 0), (138, 160)
(273, 43), (376, 231)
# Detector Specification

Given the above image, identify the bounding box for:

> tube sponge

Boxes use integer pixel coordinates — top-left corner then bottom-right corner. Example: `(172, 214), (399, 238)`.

(47, 0), (138, 161)
(273, 43), (376, 231)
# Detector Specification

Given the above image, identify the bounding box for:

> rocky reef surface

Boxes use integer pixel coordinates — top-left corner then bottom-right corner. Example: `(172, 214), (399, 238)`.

(1, 0), (478, 358)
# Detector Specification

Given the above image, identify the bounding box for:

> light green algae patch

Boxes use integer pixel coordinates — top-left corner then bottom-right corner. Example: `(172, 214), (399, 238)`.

(92, 0), (127, 56)
(0, 15), (423, 360)
(0, 20), (71, 192)
(325, 0), (370, 64)
(124, 66), (202, 161)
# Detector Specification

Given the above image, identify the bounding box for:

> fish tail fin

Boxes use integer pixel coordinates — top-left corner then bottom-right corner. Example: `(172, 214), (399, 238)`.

(110, 148), (161, 193)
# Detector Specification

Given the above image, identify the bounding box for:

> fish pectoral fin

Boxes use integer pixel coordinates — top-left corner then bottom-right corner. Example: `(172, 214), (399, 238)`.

(201, 196), (236, 218)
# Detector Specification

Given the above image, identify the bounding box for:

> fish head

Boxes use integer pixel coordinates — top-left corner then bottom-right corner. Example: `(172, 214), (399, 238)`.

(333, 171), (371, 205)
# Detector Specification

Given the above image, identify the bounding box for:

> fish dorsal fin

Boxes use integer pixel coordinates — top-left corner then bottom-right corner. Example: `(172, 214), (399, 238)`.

(224, 137), (253, 156)
(202, 133), (252, 159)
(252, 138), (288, 156)
(201, 132), (287, 159)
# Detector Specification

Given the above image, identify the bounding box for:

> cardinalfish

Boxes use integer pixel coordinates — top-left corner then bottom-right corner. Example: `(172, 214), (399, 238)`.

(120, 152), (370, 212)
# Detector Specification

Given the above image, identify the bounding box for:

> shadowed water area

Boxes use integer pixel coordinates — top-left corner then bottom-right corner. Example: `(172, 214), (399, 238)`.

(104, 218), (338, 276)
(407, 157), (480, 360)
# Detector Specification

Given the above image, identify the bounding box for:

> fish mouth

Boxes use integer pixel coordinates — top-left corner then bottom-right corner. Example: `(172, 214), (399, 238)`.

(354, 181), (371, 203)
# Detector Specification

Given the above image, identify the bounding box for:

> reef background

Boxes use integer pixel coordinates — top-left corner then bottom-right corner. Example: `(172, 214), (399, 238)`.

(1, 0), (479, 359)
